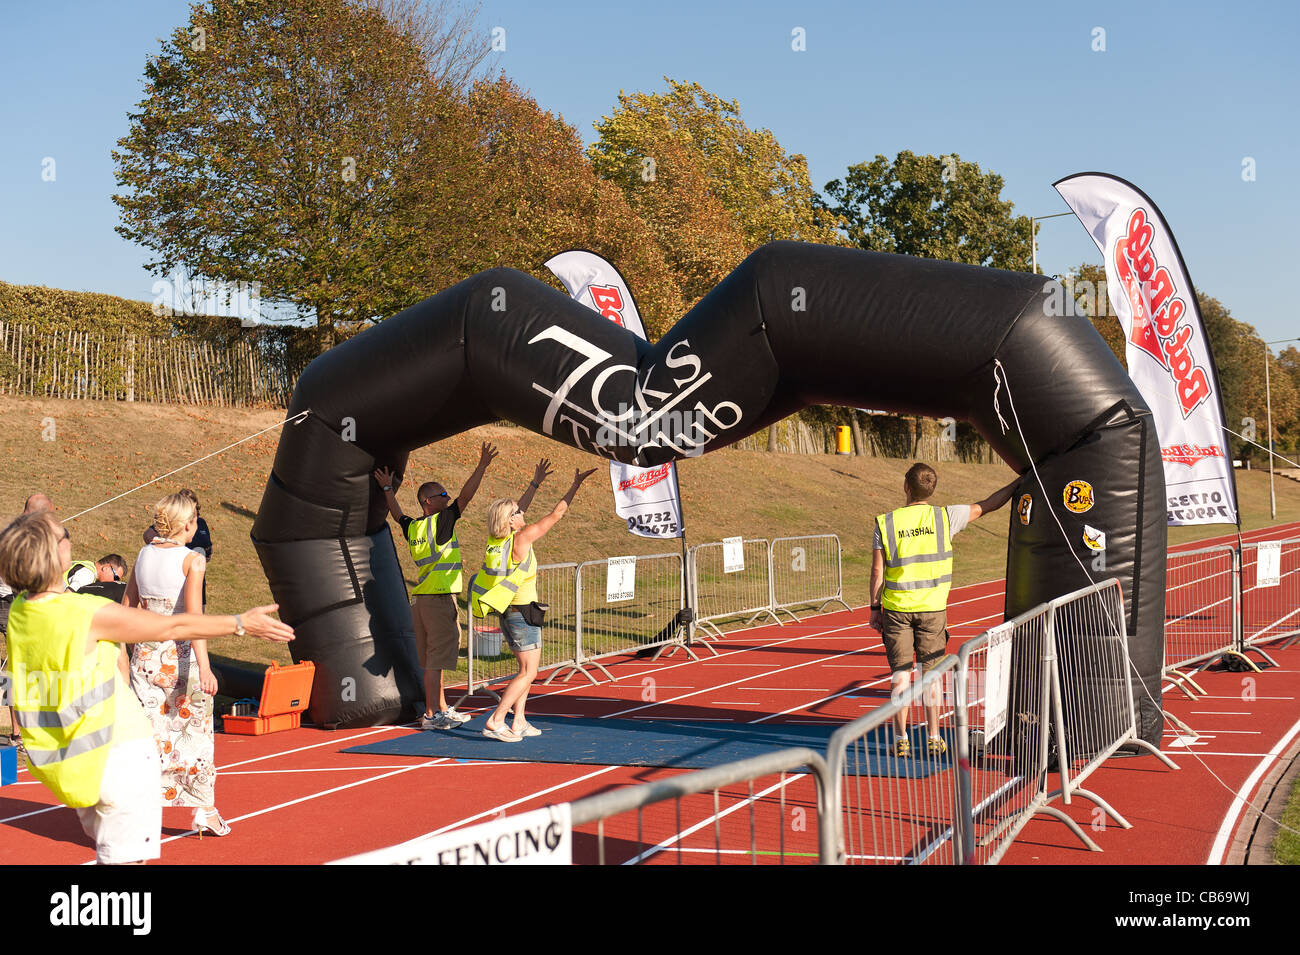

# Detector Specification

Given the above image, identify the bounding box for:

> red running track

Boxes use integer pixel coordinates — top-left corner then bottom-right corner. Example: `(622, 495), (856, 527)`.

(2, 519), (1297, 865)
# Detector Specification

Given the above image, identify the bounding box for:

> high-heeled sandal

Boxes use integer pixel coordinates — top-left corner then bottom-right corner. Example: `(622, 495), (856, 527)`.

(193, 807), (231, 838)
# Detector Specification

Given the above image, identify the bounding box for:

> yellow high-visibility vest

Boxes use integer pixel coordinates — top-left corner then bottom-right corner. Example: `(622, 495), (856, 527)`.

(405, 512), (462, 595)
(469, 534), (536, 617)
(876, 504), (953, 613)
(64, 560), (96, 590)
(6, 592), (153, 807)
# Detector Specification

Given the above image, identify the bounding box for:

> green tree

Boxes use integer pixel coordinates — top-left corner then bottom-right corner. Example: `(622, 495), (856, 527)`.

(588, 79), (843, 307)
(823, 150), (1032, 271)
(113, 0), (490, 349)
(1062, 261), (1126, 364)
(1203, 301), (1300, 464)
(1275, 346), (1300, 457)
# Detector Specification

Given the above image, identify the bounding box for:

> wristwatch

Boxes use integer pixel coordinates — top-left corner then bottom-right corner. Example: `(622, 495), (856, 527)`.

(383, 485), (393, 492)
(233, 614), (246, 637)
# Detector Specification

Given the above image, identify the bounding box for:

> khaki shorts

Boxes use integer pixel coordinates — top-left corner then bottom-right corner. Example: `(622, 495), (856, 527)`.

(413, 593), (461, 671)
(880, 609), (949, 673)
(76, 737), (162, 865)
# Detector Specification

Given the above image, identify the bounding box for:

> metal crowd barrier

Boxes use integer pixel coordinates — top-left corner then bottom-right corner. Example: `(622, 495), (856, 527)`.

(1240, 538), (1300, 660)
(768, 534), (851, 622)
(565, 747), (835, 864)
(459, 562), (578, 703)
(553, 552), (686, 683)
(437, 579), (1190, 865)
(952, 603), (1073, 863)
(1046, 579), (1178, 829)
(826, 658), (962, 864)
(690, 538), (781, 639)
(1162, 545), (1237, 698)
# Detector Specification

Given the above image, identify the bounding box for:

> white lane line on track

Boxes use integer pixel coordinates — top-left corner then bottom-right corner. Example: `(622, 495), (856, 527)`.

(0, 804), (62, 824)
(1165, 752), (1271, 758)
(150, 757), (456, 850)
(604, 634), (873, 717)
(217, 725), (405, 771)
(750, 674), (892, 724)
(383, 766), (625, 848)
(623, 774), (804, 864)
(733, 687), (838, 691)
(221, 762), (514, 775)
(1208, 714), (1300, 864)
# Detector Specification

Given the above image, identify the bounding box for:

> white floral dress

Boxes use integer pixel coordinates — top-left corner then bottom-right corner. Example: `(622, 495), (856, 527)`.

(129, 543), (215, 808)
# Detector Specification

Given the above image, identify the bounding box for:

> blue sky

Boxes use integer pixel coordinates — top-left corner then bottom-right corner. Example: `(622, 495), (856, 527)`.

(2, 0), (1297, 345)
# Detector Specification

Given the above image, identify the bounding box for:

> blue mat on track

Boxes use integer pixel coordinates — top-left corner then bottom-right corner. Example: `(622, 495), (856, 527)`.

(343, 717), (950, 778)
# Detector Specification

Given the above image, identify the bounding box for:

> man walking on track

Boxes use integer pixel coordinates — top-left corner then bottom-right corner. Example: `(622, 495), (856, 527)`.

(374, 447), (554, 729)
(870, 463), (1018, 758)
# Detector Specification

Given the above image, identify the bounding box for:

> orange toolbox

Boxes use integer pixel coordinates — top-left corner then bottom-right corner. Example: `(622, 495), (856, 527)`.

(222, 661), (315, 735)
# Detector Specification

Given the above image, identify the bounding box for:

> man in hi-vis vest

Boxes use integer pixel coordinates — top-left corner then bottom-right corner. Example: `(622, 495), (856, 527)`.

(375, 448), (554, 729)
(870, 463), (1018, 758)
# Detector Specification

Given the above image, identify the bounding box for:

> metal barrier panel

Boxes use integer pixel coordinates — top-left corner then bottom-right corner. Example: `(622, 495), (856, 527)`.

(1163, 544), (1236, 672)
(565, 747), (834, 864)
(769, 534), (851, 621)
(690, 538), (780, 637)
(1241, 538), (1300, 648)
(575, 553), (684, 664)
(461, 563), (578, 698)
(1049, 579), (1140, 796)
(953, 604), (1054, 865)
(826, 658), (962, 865)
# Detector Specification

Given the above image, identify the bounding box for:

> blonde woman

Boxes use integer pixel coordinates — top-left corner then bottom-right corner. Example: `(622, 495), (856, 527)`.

(469, 468), (595, 742)
(125, 493), (227, 835)
(0, 510), (290, 864)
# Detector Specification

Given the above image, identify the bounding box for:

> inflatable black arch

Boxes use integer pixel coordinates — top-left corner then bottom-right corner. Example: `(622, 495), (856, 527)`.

(252, 241), (1166, 741)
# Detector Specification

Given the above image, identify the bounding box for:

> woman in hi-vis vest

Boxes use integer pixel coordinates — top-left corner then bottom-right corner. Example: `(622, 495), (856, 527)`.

(0, 511), (291, 864)
(471, 468), (595, 742)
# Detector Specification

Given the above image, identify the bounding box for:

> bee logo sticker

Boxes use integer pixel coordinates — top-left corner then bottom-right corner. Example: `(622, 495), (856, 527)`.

(1082, 525), (1106, 552)
(1063, 480), (1095, 513)
(1017, 493), (1033, 525)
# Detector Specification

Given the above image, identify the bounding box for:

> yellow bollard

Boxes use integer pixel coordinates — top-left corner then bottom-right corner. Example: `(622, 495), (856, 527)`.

(836, 425), (852, 455)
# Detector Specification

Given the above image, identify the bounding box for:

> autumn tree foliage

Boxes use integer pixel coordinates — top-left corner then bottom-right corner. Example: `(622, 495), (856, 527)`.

(589, 79), (843, 307)
(444, 76), (685, 337)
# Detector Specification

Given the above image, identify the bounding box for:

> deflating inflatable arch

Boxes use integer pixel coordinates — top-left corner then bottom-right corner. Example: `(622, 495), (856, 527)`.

(252, 241), (1166, 742)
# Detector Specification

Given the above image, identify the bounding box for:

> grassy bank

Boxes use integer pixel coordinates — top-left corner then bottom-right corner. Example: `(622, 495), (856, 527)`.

(4, 396), (1299, 671)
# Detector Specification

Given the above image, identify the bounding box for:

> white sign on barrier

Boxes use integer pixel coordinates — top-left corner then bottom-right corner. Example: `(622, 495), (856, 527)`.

(1257, 542), (1281, 588)
(330, 805), (573, 865)
(723, 536), (745, 573)
(984, 622), (1014, 744)
(606, 556), (637, 602)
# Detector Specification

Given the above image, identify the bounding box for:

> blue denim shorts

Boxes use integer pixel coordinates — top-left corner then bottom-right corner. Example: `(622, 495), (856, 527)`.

(499, 608), (542, 653)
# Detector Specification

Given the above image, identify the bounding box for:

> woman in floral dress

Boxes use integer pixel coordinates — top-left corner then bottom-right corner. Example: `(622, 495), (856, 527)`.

(126, 493), (228, 836)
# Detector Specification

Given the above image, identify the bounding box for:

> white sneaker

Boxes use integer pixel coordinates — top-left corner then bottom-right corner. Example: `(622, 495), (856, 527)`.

(441, 707), (472, 725)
